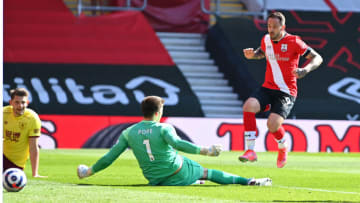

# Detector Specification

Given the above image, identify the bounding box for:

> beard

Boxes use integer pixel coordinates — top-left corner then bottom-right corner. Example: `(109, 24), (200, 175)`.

(270, 32), (281, 40)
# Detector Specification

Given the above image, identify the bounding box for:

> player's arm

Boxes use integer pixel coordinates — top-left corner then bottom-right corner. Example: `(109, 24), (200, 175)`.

(77, 134), (128, 179)
(243, 47), (265, 60)
(162, 126), (222, 156)
(29, 116), (46, 178)
(293, 49), (323, 79)
(29, 137), (44, 178)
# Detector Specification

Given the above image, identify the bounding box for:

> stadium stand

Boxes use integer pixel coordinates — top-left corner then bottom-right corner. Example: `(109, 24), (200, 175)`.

(5, 0), (173, 65)
(4, 0), (205, 117)
(158, 32), (244, 118)
(62, 0), (245, 118)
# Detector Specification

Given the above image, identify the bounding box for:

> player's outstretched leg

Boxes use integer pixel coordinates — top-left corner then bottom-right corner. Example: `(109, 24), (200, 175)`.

(239, 112), (258, 162)
(272, 126), (287, 168)
(206, 169), (271, 186)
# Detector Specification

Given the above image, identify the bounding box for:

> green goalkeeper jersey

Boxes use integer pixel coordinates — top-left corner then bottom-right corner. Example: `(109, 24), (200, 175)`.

(92, 120), (201, 185)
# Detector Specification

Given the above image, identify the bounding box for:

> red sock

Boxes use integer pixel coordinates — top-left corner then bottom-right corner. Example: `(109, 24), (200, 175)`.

(272, 126), (285, 140)
(243, 112), (256, 132)
(243, 112), (257, 150)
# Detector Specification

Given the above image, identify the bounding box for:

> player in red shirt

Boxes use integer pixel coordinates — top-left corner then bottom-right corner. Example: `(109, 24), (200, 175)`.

(240, 12), (323, 168)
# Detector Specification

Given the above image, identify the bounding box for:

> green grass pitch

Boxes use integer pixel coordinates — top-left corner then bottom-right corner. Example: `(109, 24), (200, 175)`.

(4, 149), (360, 202)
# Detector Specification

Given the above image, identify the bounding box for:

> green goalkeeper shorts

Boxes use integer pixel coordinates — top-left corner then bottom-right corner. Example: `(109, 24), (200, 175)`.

(158, 156), (204, 186)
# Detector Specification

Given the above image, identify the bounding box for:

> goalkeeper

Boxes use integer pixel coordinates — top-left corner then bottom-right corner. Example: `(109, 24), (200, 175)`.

(78, 96), (271, 186)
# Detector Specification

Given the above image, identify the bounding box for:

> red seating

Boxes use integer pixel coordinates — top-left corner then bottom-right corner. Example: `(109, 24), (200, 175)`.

(5, 0), (173, 65)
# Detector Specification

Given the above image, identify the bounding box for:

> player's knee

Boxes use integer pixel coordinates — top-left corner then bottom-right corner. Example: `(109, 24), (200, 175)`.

(267, 120), (280, 133)
(243, 98), (260, 113)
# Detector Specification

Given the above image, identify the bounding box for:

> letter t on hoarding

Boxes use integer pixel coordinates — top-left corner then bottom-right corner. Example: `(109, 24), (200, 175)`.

(217, 123), (246, 151)
(65, 78), (93, 104)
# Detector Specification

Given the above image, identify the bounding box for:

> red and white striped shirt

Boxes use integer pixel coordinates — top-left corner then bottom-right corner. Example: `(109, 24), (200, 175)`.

(260, 33), (309, 97)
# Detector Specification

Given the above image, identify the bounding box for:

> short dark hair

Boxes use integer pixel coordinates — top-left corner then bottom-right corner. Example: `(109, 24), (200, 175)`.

(141, 96), (165, 118)
(10, 88), (29, 100)
(267, 12), (286, 26)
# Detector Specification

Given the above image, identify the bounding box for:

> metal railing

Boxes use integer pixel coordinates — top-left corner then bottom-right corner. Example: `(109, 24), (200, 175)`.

(201, 0), (267, 19)
(77, 0), (147, 16)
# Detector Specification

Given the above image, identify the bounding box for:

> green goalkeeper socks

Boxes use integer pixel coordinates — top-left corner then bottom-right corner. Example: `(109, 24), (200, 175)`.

(207, 169), (249, 185)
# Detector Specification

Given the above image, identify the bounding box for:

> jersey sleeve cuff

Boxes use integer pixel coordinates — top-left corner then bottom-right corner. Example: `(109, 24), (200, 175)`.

(91, 166), (97, 174)
(196, 146), (201, 154)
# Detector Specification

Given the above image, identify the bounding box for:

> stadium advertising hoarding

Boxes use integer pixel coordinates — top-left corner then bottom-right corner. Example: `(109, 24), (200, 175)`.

(3, 63), (203, 117)
(38, 116), (360, 153)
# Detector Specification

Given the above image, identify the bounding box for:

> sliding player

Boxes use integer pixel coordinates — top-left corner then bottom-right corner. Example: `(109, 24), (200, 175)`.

(78, 96), (271, 186)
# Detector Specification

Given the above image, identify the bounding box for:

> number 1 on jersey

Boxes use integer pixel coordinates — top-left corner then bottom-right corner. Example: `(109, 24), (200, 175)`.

(143, 139), (155, 161)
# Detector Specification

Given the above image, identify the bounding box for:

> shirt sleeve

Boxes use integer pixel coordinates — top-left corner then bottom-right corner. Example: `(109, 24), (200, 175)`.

(30, 114), (41, 137)
(91, 133), (129, 173)
(295, 36), (310, 56)
(161, 125), (201, 154)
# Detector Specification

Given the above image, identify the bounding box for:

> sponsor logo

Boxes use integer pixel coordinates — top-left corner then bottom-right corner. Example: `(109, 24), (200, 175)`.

(19, 122), (26, 130)
(266, 53), (290, 61)
(3, 76), (180, 106)
(5, 130), (21, 142)
(4, 63), (203, 116)
(328, 77), (360, 104)
(284, 97), (291, 105)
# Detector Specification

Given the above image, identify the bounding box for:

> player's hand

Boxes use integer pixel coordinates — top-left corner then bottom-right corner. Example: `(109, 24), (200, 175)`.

(200, 144), (222, 156)
(243, 48), (255, 59)
(77, 164), (93, 179)
(293, 68), (309, 79)
(208, 144), (222, 156)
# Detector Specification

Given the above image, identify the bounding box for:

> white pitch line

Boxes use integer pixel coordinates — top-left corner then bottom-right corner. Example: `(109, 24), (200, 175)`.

(276, 185), (360, 195)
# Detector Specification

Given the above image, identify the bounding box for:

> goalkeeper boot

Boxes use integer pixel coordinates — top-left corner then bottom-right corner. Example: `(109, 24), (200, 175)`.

(238, 150), (257, 162)
(248, 178), (272, 186)
(277, 147), (287, 168)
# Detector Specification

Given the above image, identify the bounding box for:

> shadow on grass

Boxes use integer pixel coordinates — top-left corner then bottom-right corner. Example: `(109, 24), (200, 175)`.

(77, 183), (222, 187)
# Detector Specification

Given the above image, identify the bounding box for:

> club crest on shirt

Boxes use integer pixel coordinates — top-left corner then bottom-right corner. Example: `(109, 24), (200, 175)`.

(19, 121), (26, 130)
(4, 121), (8, 125)
(281, 44), (288, 52)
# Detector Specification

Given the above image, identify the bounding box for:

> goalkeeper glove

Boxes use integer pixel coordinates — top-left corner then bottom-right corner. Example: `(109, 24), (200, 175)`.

(200, 144), (222, 156)
(77, 164), (93, 179)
